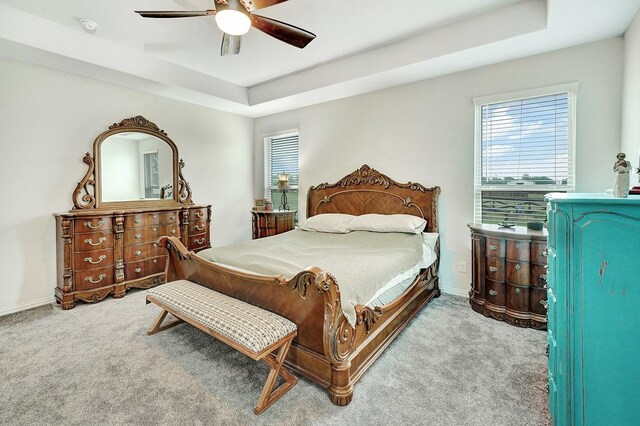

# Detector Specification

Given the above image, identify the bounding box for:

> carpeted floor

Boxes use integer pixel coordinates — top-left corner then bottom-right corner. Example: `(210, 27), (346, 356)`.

(0, 291), (550, 425)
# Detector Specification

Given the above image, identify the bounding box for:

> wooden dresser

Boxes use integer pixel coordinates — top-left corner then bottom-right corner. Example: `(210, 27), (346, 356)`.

(54, 115), (211, 309)
(55, 206), (210, 309)
(546, 194), (640, 426)
(251, 210), (296, 239)
(468, 223), (547, 329)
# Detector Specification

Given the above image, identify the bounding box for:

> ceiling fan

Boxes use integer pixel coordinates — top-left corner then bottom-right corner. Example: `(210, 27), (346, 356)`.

(135, 0), (316, 56)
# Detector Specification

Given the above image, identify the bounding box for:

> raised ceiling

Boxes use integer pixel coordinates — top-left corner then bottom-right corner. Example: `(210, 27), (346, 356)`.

(1, 0), (639, 117)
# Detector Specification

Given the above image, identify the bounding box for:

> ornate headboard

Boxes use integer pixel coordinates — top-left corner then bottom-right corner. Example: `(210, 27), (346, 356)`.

(307, 165), (441, 233)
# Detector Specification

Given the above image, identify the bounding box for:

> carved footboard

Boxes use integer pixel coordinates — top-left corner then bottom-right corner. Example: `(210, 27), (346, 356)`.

(158, 235), (440, 406)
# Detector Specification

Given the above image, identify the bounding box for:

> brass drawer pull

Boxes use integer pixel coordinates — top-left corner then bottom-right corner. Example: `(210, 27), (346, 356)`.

(85, 274), (106, 284)
(489, 290), (498, 296)
(84, 255), (106, 265)
(134, 250), (142, 256)
(195, 238), (205, 245)
(194, 224), (205, 231)
(541, 300), (549, 309)
(135, 268), (142, 273)
(134, 234), (142, 239)
(135, 218), (142, 224)
(153, 214), (158, 219)
(541, 249), (548, 257)
(540, 273), (547, 281)
(170, 229), (176, 234)
(543, 283), (549, 290)
(489, 266), (498, 272)
(515, 264), (521, 270)
(170, 216), (176, 220)
(153, 228), (157, 232)
(515, 288), (521, 294)
(195, 211), (204, 218)
(489, 244), (497, 250)
(153, 259), (158, 264)
(515, 243), (521, 249)
(84, 237), (106, 246)
(84, 220), (104, 229)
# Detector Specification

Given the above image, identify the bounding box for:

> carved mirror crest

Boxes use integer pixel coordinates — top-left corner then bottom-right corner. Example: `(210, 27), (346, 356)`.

(72, 115), (193, 210)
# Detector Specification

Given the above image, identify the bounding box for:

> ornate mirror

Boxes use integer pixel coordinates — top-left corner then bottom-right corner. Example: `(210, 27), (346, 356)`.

(73, 115), (192, 209)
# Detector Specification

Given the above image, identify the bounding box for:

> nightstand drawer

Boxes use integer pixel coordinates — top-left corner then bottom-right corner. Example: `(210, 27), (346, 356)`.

(485, 238), (505, 258)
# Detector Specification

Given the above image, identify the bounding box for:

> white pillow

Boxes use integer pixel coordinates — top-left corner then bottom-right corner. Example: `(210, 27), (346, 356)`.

(347, 214), (427, 234)
(299, 213), (355, 233)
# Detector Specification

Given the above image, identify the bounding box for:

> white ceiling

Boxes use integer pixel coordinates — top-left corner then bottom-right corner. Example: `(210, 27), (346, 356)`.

(1, 0), (639, 117)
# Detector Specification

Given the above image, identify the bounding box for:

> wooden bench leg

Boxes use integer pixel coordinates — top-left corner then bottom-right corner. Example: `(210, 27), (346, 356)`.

(254, 337), (298, 415)
(147, 308), (184, 336)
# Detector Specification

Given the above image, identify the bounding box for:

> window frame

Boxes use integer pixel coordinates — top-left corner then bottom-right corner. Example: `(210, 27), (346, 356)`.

(472, 83), (578, 224)
(264, 129), (299, 210)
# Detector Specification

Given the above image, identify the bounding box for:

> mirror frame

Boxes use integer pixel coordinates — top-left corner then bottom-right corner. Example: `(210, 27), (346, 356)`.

(72, 115), (193, 210)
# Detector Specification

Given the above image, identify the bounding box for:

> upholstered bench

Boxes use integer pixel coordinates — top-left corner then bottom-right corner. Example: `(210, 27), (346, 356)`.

(146, 279), (298, 414)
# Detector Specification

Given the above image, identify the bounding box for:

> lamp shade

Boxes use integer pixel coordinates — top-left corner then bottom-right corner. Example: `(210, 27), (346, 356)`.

(278, 172), (290, 189)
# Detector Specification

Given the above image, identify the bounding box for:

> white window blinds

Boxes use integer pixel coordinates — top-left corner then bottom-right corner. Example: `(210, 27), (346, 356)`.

(264, 132), (299, 211)
(474, 85), (576, 225)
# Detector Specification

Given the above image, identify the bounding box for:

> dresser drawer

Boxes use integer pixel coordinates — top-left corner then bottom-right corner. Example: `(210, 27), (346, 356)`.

(124, 225), (180, 245)
(189, 221), (208, 234)
(529, 287), (548, 315)
(75, 267), (114, 291)
(74, 216), (113, 233)
(531, 241), (548, 264)
(188, 234), (209, 251)
(506, 261), (530, 285)
(506, 240), (530, 261)
(124, 261), (146, 281)
(146, 256), (167, 275)
(485, 238), (505, 258)
(124, 241), (168, 261)
(485, 258), (505, 281)
(505, 284), (529, 312)
(125, 244), (149, 260)
(73, 249), (114, 271)
(530, 264), (547, 287)
(124, 211), (180, 228)
(485, 279), (505, 306)
(74, 232), (114, 252)
(189, 207), (208, 222)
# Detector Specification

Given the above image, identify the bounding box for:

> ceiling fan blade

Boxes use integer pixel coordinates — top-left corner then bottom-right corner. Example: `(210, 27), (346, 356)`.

(239, 0), (288, 13)
(221, 33), (242, 56)
(135, 10), (215, 18)
(250, 14), (315, 49)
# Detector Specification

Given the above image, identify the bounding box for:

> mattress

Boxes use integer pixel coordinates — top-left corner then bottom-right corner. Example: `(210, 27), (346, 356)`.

(197, 229), (438, 327)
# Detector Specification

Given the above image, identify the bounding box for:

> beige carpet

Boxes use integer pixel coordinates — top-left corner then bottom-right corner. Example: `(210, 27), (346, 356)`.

(0, 290), (550, 425)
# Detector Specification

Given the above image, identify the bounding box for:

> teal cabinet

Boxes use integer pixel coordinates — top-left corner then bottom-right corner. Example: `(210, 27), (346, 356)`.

(546, 193), (640, 426)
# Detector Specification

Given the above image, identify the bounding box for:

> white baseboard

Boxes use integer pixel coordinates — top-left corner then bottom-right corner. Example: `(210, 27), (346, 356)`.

(439, 286), (470, 298)
(0, 297), (56, 317)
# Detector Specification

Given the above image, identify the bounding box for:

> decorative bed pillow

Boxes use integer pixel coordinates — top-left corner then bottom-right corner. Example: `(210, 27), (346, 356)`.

(299, 213), (355, 233)
(347, 214), (427, 234)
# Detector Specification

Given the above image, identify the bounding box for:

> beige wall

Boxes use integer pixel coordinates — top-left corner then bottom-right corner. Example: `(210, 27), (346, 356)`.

(0, 59), (254, 315)
(254, 38), (625, 296)
(622, 9), (640, 183)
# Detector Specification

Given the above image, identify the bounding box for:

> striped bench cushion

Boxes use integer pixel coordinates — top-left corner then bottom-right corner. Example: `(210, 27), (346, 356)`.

(147, 280), (296, 354)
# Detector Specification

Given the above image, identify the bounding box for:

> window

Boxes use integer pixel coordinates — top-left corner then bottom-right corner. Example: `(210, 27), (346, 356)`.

(264, 131), (299, 212)
(473, 84), (577, 225)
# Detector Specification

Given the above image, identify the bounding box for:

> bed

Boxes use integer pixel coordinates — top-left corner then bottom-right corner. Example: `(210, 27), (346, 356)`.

(158, 164), (441, 405)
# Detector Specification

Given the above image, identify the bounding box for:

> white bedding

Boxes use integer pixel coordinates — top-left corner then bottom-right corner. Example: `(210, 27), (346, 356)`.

(197, 230), (438, 327)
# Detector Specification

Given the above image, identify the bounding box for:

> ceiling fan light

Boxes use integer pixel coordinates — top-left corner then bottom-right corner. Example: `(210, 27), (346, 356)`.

(215, 10), (251, 36)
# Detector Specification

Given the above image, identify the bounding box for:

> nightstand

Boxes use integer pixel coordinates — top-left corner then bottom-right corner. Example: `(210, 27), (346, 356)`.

(251, 210), (296, 239)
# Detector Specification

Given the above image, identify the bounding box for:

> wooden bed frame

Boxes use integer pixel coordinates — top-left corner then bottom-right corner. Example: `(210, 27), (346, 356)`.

(159, 164), (441, 405)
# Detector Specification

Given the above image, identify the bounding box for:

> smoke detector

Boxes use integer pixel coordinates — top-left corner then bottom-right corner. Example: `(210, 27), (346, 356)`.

(79, 19), (97, 33)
